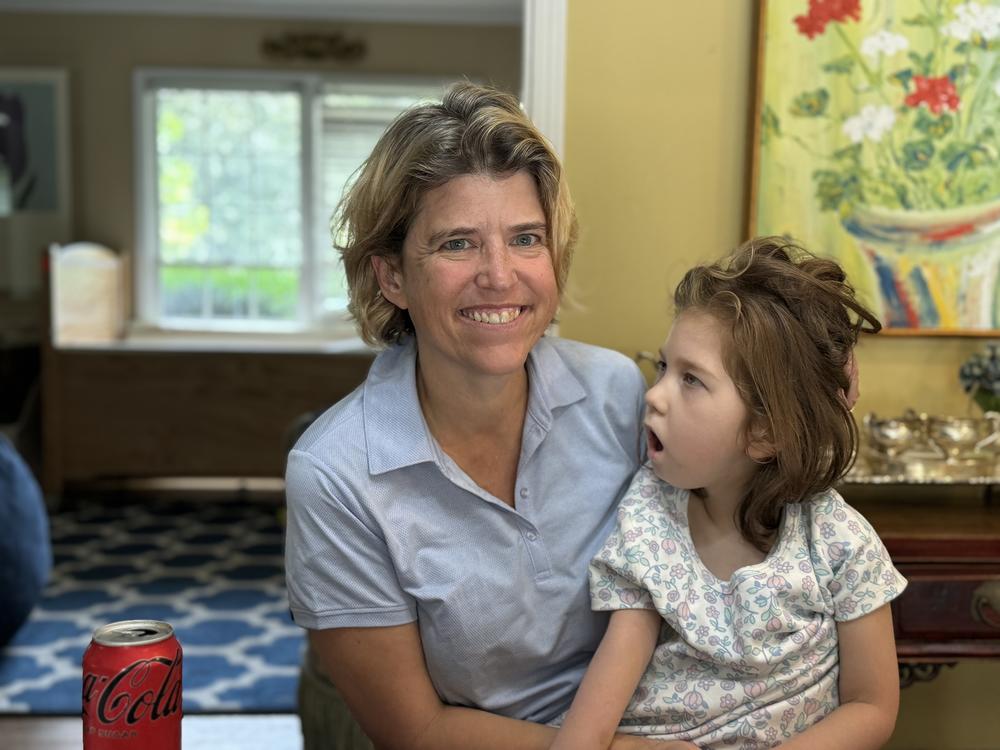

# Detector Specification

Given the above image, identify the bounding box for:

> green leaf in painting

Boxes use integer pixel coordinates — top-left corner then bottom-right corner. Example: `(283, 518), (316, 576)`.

(790, 88), (829, 117)
(902, 139), (935, 171)
(761, 104), (781, 144)
(902, 14), (933, 26)
(914, 110), (953, 138)
(907, 51), (933, 75)
(813, 169), (855, 212)
(894, 184), (911, 210)
(833, 143), (862, 162)
(822, 56), (855, 74)
(940, 142), (992, 171)
(947, 63), (978, 84)
(890, 69), (914, 90)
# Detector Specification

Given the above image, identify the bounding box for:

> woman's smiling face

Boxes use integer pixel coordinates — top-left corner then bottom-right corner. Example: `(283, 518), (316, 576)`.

(373, 170), (559, 383)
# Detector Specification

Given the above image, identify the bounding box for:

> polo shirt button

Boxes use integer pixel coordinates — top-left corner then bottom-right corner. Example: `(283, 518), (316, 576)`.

(526, 530), (538, 542)
(519, 487), (529, 499)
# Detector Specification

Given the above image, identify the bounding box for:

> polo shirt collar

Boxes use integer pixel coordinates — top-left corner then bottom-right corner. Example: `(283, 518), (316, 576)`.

(363, 336), (587, 476)
(524, 336), (587, 430)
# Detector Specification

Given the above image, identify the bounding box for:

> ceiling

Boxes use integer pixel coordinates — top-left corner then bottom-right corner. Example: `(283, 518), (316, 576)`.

(0, 0), (522, 25)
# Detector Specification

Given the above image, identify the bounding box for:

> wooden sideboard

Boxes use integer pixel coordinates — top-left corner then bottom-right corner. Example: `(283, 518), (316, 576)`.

(845, 484), (1000, 686)
(40, 343), (374, 495)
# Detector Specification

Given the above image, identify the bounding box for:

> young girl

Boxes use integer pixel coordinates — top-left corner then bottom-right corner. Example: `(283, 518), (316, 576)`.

(552, 238), (906, 750)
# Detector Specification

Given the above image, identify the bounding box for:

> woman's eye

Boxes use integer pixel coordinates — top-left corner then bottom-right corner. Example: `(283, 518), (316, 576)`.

(655, 360), (667, 378)
(442, 238), (471, 251)
(513, 233), (540, 247)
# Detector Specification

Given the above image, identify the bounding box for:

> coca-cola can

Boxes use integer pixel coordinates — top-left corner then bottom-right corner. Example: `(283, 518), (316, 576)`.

(82, 619), (183, 750)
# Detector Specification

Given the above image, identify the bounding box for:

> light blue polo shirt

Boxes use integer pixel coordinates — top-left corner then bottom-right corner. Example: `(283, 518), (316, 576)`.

(284, 335), (646, 723)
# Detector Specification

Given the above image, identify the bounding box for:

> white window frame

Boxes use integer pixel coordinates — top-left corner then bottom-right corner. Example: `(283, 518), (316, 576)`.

(133, 68), (452, 339)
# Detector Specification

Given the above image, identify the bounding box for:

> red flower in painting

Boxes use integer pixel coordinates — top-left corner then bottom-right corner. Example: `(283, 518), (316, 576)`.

(904, 75), (960, 114)
(794, 0), (862, 39)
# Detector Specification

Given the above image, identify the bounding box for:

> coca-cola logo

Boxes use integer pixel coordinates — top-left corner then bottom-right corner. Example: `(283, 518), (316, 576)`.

(83, 647), (182, 725)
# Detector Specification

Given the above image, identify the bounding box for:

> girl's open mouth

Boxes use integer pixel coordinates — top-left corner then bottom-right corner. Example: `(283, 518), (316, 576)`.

(648, 428), (664, 453)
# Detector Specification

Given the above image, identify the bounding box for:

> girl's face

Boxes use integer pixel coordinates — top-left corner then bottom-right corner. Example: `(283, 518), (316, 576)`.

(644, 309), (761, 498)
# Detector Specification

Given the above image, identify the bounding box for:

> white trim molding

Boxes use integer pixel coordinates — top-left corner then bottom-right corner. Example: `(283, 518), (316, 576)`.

(0, 0), (522, 26)
(520, 0), (567, 158)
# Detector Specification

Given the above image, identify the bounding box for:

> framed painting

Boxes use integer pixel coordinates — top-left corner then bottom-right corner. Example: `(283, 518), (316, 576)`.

(0, 68), (72, 297)
(749, 0), (1000, 334)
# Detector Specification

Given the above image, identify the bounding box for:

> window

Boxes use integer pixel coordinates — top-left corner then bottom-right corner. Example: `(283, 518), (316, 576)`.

(134, 70), (447, 336)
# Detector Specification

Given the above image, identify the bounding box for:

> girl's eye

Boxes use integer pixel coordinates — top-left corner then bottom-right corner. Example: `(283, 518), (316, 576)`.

(513, 233), (540, 247)
(682, 372), (703, 388)
(654, 360), (667, 378)
(442, 238), (472, 251)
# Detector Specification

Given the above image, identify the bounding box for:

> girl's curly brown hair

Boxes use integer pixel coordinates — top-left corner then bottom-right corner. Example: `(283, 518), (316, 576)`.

(674, 236), (881, 551)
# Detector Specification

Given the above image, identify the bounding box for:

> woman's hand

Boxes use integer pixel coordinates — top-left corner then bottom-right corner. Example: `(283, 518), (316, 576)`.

(311, 624), (558, 750)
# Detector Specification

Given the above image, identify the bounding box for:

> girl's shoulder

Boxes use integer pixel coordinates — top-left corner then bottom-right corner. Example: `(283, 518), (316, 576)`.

(618, 463), (688, 518)
(796, 487), (888, 566)
(798, 487), (873, 530)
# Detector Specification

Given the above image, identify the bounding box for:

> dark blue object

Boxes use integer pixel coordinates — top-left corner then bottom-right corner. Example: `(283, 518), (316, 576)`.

(0, 434), (51, 647)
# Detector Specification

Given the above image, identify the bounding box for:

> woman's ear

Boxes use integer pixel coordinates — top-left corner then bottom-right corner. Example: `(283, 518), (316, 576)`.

(745, 422), (776, 464)
(371, 255), (407, 310)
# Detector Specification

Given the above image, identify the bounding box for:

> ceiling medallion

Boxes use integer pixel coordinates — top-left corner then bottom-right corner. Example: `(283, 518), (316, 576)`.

(262, 32), (367, 63)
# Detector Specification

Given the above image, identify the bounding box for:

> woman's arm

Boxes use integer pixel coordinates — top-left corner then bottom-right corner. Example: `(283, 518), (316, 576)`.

(550, 609), (665, 750)
(311, 623), (677, 750)
(777, 604), (899, 749)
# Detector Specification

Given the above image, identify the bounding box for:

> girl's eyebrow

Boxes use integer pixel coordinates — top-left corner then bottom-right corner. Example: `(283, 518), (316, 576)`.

(664, 351), (718, 381)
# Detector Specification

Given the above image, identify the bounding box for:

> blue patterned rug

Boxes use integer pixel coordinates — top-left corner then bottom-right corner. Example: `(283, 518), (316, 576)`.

(0, 496), (303, 714)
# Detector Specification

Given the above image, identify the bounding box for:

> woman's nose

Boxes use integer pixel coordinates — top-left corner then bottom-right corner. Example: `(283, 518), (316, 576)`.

(476, 243), (516, 289)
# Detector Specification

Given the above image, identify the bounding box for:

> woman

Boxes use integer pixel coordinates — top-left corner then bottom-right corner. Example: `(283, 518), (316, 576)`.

(284, 83), (686, 749)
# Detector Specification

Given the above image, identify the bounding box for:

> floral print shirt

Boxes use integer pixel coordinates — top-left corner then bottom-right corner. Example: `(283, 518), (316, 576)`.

(588, 464), (907, 749)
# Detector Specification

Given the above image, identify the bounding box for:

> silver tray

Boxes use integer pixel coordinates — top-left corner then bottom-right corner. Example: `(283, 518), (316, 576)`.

(844, 448), (1000, 485)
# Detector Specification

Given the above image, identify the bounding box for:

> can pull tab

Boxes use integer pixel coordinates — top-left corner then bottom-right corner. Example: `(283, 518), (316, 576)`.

(121, 627), (161, 639)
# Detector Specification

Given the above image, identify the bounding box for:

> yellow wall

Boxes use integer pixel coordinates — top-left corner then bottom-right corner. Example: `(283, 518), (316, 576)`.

(562, 1), (999, 749)
(0, 11), (520, 264)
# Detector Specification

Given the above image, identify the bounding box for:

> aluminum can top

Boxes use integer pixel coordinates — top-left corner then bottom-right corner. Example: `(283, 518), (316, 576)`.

(92, 620), (175, 647)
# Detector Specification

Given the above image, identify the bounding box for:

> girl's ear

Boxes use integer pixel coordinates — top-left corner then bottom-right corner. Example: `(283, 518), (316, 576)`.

(745, 422), (776, 463)
(371, 255), (407, 310)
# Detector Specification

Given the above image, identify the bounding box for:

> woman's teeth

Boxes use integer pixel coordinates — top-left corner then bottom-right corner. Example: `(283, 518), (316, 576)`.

(463, 307), (523, 324)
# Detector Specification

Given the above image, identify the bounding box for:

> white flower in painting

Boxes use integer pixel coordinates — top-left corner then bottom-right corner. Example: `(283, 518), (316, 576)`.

(943, 2), (1000, 42)
(860, 30), (909, 60)
(842, 105), (896, 144)
(994, 78), (1000, 97)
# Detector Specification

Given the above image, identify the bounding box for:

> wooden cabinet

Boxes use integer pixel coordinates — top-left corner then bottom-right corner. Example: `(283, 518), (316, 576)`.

(848, 487), (1000, 684)
(40, 344), (374, 495)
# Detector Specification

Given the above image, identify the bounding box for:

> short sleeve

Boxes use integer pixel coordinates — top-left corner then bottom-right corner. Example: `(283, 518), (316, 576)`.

(284, 449), (416, 630)
(808, 490), (907, 622)
(625, 362), (648, 464)
(588, 476), (658, 613)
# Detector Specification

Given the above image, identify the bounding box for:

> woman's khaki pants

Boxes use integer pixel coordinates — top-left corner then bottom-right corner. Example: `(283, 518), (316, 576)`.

(298, 647), (374, 750)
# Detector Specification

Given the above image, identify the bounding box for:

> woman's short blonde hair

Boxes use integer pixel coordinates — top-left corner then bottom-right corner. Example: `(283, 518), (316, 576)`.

(335, 81), (578, 346)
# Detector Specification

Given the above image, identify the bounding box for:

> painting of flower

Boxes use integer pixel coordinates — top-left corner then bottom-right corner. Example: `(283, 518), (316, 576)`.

(750, 0), (1000, 332)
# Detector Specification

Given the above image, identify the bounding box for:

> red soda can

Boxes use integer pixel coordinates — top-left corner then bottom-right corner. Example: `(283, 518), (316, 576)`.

(82, 619), (183, 749)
